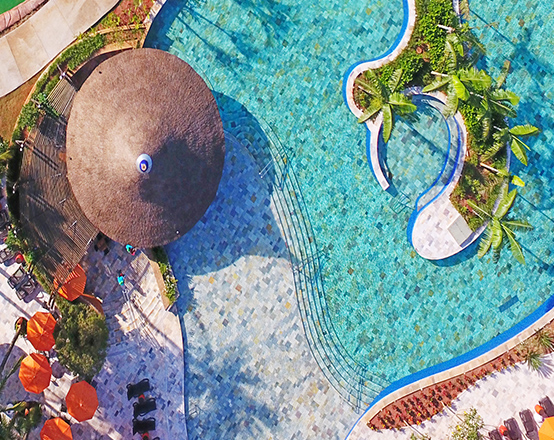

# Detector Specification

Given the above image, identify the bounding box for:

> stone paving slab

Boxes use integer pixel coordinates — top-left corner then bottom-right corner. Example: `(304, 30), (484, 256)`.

(0, 0), (119, 97)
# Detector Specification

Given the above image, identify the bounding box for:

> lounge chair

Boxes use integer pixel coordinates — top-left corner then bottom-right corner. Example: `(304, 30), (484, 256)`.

(132, 417), (155, 435)
(16, 276), (37, 300)
(8, 266), (29, 289)
(490, 429), (503, 440)
(504, 418), (523, 440)
(0, 247), (14, 264)
(540, 396), (554, 417)
(519, 409), (536, 436)
(133, 398), (156, 418)
(127, 379), (151, 400)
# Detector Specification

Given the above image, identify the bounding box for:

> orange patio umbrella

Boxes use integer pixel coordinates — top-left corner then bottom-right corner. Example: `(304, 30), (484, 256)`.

(56, 264), (86, 301)
(539, 417), (554, 440)
(27, 312), (56, 351)
(66, 381), (99, 422)
(19, 353), (51, 394)
(40, 418), (72, 440)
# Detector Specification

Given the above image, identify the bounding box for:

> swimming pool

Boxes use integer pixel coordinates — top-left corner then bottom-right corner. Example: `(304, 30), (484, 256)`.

(0, 0), (24, 15)
(146, 0), (554, 409)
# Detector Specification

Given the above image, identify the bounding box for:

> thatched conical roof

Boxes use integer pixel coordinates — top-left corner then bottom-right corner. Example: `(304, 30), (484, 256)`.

(66, 48), (225, 248)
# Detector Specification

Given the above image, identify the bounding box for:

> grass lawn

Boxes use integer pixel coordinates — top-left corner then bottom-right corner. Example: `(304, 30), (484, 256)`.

(0, 71), (41, 142)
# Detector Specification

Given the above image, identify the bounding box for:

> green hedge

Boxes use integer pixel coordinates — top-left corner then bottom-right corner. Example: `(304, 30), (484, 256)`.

(54, 298), (109, 380)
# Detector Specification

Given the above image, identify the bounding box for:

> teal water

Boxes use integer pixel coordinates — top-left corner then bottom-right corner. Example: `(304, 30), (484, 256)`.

(0, 0), (24, 15)
(146, 0), (554, 400)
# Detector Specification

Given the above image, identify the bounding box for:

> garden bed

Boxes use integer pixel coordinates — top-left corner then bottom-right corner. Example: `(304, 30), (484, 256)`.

(367, 323), (554, 430)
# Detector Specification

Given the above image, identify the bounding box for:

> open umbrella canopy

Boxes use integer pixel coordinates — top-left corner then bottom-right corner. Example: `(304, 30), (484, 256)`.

(66, 381), (98, 422)
(40, 418), (72, 440)
(65, 48), (225, 248)
(56, 264), (86, 301)
(19, 353), (51, 394)
(540, 417), (554, 440)
(27, 312), (56, 351)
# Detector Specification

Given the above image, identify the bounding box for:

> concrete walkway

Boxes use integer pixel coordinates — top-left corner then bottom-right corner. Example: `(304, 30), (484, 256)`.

(0, 0), (118, 98)
(0, 240), (186, 439)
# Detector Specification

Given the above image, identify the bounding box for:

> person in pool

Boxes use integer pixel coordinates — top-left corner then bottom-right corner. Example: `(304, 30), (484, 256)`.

(117, 271), (125, 287)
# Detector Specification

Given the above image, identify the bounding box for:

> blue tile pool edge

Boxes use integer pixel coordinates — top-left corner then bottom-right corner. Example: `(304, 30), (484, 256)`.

(344, 294), (554, 439)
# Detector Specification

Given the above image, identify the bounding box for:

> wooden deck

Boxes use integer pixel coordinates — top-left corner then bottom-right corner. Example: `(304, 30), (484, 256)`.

(18, 78), (98, 286)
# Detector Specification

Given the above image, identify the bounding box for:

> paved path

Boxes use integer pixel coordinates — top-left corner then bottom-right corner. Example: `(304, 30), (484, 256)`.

(0, 240), (186, 439)
(0, 0), (118, 98)
(347, 354), (554, 440)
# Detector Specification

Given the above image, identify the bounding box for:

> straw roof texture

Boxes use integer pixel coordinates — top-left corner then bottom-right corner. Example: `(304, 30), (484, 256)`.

(66, 48), (225, 248)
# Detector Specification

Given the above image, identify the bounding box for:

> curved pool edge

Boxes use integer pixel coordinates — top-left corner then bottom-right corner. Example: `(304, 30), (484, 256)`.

(345, 294), (554, 439)
(342, 0), (416, 191)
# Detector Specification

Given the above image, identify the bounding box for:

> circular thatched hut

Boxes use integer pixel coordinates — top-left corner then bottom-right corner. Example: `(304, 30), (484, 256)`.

(66, 48), (225, 248)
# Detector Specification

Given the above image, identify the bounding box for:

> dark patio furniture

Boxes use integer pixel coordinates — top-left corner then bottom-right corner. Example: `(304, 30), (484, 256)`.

(8, 266), (29, 289)
(132, 417), (155, 435)
(127, 379), (151, 400)
(504, 418), (523, 440)
(0, 210), (9, 230)
(133, 398), (156, 418)
(519, 409), (536, 436)
(0, 247), (14, 264)
(490, 429), (503, 440)
(540, 396), (554, 417)
(16, 276), (37, 300)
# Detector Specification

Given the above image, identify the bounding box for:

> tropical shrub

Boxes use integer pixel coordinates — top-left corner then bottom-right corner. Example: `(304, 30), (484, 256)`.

(450, 408), (484, 440)
(152, 246), (178, 305)
(54, 298), (109, 380)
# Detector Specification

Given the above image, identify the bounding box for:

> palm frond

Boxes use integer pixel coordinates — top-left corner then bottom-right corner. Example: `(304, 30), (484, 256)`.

(467, 200), (492, 219)
(387, 69), (404, 93)
(444, 86), (459, 116)
(490, 89), (520, 106)
(422, 76), (450, 93)
(477, 226), (493, 258)
(459, 67), (492, 90)
(502, 225), (525, 264)
(509, 124), (539, 137)
(357, 99), (383, 123)
(491, 218), (503, 249)
(510, 136), (529, 166)
(495, 188), (517, 219)
(388, 92), (416, 114)
(495, 60), (511, 89)
(503, 219), (533, 230)
(451, 74), (470, 100)
(381, 104), (394, 143)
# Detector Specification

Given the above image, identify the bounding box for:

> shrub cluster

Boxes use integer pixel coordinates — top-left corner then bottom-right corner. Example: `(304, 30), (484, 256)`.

(54, 298), (109, 380)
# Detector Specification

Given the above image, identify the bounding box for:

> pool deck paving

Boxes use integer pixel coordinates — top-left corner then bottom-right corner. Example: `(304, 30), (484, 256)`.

(347, 353), (554, 440)
(0, 0), (118, 98)
(0, 240), (186, 440)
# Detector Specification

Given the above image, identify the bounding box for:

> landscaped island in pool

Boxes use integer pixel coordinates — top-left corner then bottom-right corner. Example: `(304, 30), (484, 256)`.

(146, 0), (554, 409)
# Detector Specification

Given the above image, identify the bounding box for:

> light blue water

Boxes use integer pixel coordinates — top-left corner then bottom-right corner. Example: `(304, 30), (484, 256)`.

(146, 0), (554, 402)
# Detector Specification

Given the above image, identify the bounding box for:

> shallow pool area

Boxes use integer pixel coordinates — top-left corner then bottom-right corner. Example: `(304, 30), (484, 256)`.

(146, 0), (554, 411)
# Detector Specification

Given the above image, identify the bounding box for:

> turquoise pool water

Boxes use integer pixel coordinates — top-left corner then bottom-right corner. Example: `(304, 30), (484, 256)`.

(146, 0), (554, 404)
(0, 0), (24, 15)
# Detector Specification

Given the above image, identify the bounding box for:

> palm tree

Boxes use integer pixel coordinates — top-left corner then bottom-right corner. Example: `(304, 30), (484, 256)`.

(481, 124), (540, 166)
(468, 188), (532, 264)
(423, 66), (491, 116)
(355, 68), (417, 142)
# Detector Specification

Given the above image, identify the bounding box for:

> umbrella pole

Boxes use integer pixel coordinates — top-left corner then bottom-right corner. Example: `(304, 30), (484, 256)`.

(0, 318), (25, 376)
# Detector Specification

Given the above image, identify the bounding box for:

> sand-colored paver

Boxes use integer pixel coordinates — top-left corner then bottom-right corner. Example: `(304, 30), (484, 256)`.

(0, 0), (118, 97)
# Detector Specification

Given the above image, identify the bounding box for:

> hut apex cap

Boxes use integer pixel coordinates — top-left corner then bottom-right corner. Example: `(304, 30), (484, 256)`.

(66, 49), (225, 248)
